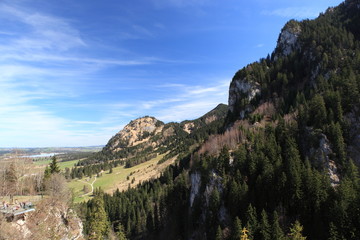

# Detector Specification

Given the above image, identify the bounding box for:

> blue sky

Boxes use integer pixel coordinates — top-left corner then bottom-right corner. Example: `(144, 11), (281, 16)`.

(0, 0), (343, 147)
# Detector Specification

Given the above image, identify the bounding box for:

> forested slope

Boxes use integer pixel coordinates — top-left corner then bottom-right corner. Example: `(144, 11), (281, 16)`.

(78, 1), (360, 239)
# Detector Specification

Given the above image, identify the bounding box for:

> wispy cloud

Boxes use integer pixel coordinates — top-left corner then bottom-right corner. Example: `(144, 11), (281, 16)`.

(261, 7), (322, 19)
(144, 80), (229, 122)
(0, 4), (86, 51)
(0, 1), (231, 147)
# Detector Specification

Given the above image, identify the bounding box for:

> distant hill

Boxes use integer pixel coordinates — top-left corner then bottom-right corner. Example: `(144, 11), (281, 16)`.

(78, 103), (228, 167)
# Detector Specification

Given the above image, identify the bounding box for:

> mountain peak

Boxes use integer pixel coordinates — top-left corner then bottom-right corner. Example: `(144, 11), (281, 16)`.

(105, 116), (164, 152)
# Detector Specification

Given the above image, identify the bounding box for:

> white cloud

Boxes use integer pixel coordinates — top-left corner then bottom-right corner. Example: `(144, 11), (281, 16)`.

(262, 7), (322, 19)
(143, 80), (229, 122)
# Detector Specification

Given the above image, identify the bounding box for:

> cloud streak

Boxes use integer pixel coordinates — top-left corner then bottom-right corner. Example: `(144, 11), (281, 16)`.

(261, 7), (323, 19)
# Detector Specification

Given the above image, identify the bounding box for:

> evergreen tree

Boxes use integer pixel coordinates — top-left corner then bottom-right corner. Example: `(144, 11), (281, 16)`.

(272, 211), (285, 240)
(49, 156), (60, 174)
(232, 217), (242, 240)
(87, 195), (109, 240)
(215, 225), (223, 240)
(246, 204), (258, 239)
(328, 222), (339, 240)
(288, 221), (306, 240)
(259, 209), (271, 240)
(309, 94), (327, 129)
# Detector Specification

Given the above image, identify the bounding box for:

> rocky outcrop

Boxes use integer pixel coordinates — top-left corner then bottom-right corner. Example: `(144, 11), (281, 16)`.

(275, 20), (302, 57)
(6, 198), (84, 240)
(190, 172), (201, 207)
(104, 116), (164, 153)
(309, 133), (340, 187)
(228, 77), (260, 119)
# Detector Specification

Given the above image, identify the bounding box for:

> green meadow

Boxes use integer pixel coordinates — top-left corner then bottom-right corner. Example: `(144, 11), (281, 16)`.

(33, 159), (79, 170)
(68, 154), (165, 203)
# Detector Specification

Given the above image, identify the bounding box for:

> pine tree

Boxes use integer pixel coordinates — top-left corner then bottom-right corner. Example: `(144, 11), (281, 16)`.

(272, 211), (285, 240)
(259, 209), (271, 240)
(232, 217), (242, 240)
(309, 94), (327, 129)
(246, 204), (258, 239)
(49, 156), (60, 174)
(87, 195), (109, 240)
(328, 222), (339, 240)
(288, 220), (306, 240)
(215, 225), (223, 240)
(117, 223), (127, 240)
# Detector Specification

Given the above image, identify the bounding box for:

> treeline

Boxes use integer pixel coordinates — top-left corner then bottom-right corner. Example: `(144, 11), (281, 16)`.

(78, 122), (359, 240)
(67, 159), (124, 179)
(76, 106), (227, 170)
(76, 1), (360, 239)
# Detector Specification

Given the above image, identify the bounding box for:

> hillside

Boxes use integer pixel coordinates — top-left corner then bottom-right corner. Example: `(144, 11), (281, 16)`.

(77, 1), (360, 240)
(77, 103), (227, 168)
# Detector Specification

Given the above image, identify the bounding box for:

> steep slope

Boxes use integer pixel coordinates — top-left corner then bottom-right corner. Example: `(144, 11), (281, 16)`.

(77, 104), (227, 168)
(79, 1), (360, 240)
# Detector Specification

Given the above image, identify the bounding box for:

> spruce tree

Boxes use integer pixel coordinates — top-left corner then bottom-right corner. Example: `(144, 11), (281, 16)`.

(87, 195), (109, 240)
(49, 156), (60, 174)
(259, 209), (271, 240)
(232, 217), (242, 240)
(246, 204), (258, 239)
(272, 211), (285, 240)
(215, 225), (223, 240)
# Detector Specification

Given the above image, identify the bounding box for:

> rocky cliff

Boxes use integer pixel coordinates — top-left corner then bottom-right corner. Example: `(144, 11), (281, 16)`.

(104, 116), (164, 153)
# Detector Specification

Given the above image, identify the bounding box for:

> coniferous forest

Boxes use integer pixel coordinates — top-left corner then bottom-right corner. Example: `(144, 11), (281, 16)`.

(76, 1), (360, 239)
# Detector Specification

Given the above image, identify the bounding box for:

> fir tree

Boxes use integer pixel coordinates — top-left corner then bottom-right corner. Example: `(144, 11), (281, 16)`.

(272, 211), (285, 240)
(87, 195), (109, 240)
(49, 156), (60, 174)
(288, 220), (306, 240)
(215, 225), (223, 240)
(246, 204), (258, 239)
(259, 209), (271, 240)
(232, 217), (242, 240)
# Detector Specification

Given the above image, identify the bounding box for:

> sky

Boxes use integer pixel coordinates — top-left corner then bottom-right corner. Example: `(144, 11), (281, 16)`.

(0, 0), (344, 147)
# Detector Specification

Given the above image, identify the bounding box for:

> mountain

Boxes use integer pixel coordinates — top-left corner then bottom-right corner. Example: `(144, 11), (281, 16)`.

(78, 1), (360, 240)
(78, 103), (227, 167)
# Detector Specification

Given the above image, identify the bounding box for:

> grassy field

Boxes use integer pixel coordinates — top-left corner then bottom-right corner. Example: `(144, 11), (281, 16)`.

(68, 154), (174, 203)
(33, 159), (79, 170)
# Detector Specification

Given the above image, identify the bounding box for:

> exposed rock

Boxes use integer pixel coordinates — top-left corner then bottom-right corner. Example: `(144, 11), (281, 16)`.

(183, 122), (195, 134)
(327, 160), (340, 187)
(7, 198), (84, 240)
(228, 77), (260, 118)
(190, 172), (201, 207)
(205, 115), (217, 124)
(104, 116), (164, 153)
(204, 171), (223, 206)
(309, 133), (340, 187)
(275, 20), (302, 57)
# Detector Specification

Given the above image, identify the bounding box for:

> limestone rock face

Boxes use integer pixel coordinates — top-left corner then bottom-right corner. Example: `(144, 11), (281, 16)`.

(228, 77), (260, 119)
(310, 133), (340, 187)
(276, 20), (302, 57)
(8, 198), (84, 240)
(189, 171), (201, 207)
(104, 116), (164, 153)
